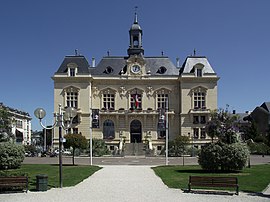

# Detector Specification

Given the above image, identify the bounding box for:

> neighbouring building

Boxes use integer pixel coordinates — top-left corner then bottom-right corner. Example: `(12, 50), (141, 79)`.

(244, 102), (270, 136)
(0, 102), (32, 145)
(52, 13), (219, 154)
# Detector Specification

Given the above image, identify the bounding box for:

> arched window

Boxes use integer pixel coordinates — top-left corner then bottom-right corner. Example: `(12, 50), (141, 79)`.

(103, 119), (115, 139)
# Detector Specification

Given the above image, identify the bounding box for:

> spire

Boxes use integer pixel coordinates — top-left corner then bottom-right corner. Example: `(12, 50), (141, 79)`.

(134, 6), (138, 24)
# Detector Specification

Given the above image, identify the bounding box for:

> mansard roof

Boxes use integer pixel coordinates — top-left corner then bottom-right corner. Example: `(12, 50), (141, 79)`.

(55, 55), (90, 74)
(180, 56), (216, 75)
(261, 102), (270, 112)
(91, 56), (179, 76)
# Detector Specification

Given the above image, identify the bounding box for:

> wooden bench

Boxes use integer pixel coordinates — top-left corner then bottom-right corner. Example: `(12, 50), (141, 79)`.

(188, 176), (239, 195)
(0, 176), (28, 193)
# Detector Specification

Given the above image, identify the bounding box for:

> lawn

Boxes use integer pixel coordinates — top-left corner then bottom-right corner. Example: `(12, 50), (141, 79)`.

(1, 164), (101, 191)
(152, 164), (270, 193)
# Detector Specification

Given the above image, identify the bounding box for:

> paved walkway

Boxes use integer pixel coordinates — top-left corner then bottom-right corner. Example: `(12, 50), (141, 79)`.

(0, 166), (269, 202)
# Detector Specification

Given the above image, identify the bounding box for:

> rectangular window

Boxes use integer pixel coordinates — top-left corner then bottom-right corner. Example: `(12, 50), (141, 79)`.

(16, 120), (23, 128)
(193, 116), (199, 124)
(200, 128), (206, 139)
(200, 116), (206, 124)
(66, 92), (78, 108)
(157, 94), (168, 109)
(193, 128), (199, 139)
(103, 94), (115, 110)
(130, 94), (142, 109)
(194, 92), (205, 109)
(67, 128), (78, 134)
(70, 68), (75, 77)
(196, 69), (202, 77)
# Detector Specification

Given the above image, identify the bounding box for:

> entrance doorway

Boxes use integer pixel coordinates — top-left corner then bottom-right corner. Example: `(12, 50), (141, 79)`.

(130, 120), (142, 143)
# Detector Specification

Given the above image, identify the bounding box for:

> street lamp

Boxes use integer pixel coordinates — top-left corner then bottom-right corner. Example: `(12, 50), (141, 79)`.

(34, 104), (77, 188)
(158, 98), (169, 165)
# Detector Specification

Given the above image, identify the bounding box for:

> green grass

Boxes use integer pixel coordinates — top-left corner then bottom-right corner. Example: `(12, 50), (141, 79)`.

(152, 164), (270, 193)
(1, 164), (101, 191)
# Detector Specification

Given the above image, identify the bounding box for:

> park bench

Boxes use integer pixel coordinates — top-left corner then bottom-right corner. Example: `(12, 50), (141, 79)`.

(0, 176), (28, 193)
(188, 176), (239, 195)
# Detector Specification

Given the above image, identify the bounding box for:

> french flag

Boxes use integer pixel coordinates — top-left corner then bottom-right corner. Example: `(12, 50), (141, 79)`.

(134, 94), (139, 109)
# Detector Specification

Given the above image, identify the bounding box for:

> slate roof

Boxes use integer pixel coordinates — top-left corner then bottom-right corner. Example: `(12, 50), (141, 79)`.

(91, 56), (179, 76)
(261, 102), (270, 112)
(55, 55), (90, 74)
(180, 56), (216, 75)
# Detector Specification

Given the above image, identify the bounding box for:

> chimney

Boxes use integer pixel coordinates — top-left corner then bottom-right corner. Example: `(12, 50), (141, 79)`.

(92, 57), (95, 67)
(176, 57), (180, 68)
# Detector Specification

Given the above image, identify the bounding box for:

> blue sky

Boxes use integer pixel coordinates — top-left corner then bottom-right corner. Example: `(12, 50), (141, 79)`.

(1, 0), (270, 131)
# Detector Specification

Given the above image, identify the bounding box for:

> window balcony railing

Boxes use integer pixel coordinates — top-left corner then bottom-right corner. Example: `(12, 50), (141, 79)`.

(99, 108), (175, 116)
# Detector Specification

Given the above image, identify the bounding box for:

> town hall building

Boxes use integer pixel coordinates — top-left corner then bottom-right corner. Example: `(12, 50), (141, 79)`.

(52, 13), (219, 155)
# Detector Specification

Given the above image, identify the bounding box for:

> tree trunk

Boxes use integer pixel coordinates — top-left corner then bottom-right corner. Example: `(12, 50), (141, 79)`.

(72, 149), (75, 165)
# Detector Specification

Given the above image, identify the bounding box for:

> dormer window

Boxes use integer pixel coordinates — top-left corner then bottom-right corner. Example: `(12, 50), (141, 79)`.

(193, 63), (204, 77)
(67, 63), (77, 77)
(196, 68), (202, 77)
(157, 66), (167, 74)
(69, 68), (76, 77)
(104, 66), (114, 74)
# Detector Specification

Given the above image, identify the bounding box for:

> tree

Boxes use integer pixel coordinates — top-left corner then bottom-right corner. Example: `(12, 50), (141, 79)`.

(168, 135), (190, 157)
(64, 133), (88, 165)
(0, 107), (13, 142)
(199, 107), (249, 171)
(205, 110), (221, 139)
(0, 142), (25, 169)
(92, 139), (110, 156)
(206, 107), (239, 144)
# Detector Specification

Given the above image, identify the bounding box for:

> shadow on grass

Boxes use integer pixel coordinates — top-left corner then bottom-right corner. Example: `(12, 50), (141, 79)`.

(176, 169), (241, 174)
(50, 164), (78, 167)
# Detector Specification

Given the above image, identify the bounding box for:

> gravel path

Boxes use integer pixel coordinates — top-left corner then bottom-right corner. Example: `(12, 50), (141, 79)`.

(0, 166), (269, 202)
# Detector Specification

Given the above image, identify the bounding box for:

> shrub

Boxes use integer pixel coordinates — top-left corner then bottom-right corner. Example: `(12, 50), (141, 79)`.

(198, 143), (222, 171)
(248, 142), (270, 155)
(198, 142), (249, 172)
(220, 142), (249, 171)
(92, 139), (110, 156)
(0, 142), (25, 170)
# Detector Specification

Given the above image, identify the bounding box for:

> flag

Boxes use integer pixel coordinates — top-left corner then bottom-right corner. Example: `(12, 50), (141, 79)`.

(135, 94), (139, 109)
(133, 93), (139, 109)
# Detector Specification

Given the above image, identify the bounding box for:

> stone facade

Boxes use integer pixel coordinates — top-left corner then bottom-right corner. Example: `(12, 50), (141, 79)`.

(52, 14), (219, 153)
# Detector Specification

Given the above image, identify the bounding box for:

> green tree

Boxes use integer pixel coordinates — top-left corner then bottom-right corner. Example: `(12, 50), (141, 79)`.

(0, 107), (13, 142)
(0, 142), (25, 169)
(92, 139), (110, 156)
(64, 133), (88, 165)
(205, 110), (221, 142)
(199, 107), (249, 171)
(244, 121), (260, 141)
(207, 107), (239, 144)
(168, 135), (190, 157)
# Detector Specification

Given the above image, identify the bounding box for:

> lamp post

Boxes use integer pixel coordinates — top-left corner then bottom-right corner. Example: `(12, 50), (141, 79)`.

(34, 104), (77, 188)
(165, 98), (169, 166)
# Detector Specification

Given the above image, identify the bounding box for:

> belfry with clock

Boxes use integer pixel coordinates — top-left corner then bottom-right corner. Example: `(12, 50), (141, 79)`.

(52, 12), (219, 156)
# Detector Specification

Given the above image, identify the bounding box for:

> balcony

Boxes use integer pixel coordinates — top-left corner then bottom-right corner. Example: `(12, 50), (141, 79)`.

(189, 107), (210, 114)
(99, 108), (175, 116)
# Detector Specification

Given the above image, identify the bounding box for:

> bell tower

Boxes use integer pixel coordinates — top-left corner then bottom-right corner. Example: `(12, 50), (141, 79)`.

(127, 12), (144, 56)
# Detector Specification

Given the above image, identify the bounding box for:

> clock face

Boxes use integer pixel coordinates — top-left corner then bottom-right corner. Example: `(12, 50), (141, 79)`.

(131, 65), (141, 73)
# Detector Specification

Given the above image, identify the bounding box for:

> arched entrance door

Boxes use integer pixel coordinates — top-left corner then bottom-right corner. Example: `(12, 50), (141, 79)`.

(130, 120), (142, 143)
